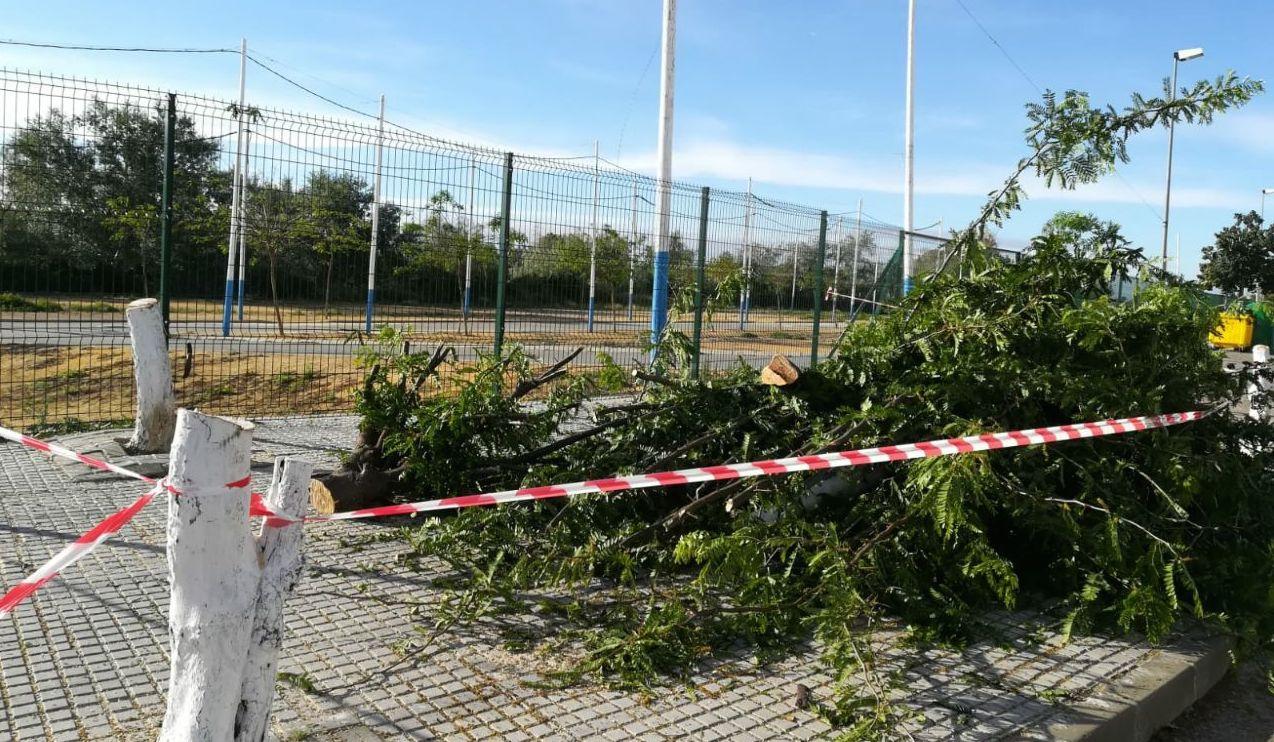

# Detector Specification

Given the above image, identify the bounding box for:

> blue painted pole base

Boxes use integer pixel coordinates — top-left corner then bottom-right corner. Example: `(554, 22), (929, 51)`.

(649, 251), (671, 350)
(221, 279), (234, 337)
(364, 289), (375, 334)
(587, 297), (596, 333)
(902, 276), (914, 296)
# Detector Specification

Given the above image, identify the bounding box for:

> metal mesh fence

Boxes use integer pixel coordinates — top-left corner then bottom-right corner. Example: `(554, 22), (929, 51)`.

(0, 68), (1003, 430)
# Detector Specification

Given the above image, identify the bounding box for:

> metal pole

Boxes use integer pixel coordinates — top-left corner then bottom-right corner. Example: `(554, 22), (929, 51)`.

(902, 0), (916, 295)
(789, 239), (799, 312)
(738, 177), (752, 330)
(627, 180), (637, 322)
(649, 0), (677, 348)
(870, 228), (881, 310)
(850, 198), (863, 317)
(364, 94), (385, 333)
(235, 127), (250, 321)
(691, 187), (709, 378)
(810, 211), (828, 366)
(494, 152), (513, 356)
(831, 214), (844, 322)
(588, 139), (599, 333)
(1161, 56), (1179, 271)
(221, 38), (247, 337)
(463, 159), (475, 326)
(159, 93), (176, 337)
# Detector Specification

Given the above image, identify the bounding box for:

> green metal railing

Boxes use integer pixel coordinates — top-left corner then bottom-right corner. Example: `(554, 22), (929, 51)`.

(0, 68), (974, 430)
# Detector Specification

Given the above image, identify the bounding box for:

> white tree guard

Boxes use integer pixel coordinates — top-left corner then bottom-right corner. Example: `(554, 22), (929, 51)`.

(125, 298), (176, 453)
(234, 457), (313, 742)
(160, 410), (257, 742)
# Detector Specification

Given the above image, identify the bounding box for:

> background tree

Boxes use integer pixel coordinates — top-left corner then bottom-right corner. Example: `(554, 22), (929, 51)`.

(1198, 211), (1274, 297)
(0, 99), (225, 292)
(303, 171), (372, 310)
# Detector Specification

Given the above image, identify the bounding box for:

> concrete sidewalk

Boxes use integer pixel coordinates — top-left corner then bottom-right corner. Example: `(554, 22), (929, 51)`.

(0, 416), (1231, 740)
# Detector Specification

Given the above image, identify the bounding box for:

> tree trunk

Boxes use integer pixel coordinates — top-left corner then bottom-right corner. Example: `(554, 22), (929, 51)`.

(269, 249), (285, 337)
(234, 457), (313, 742)
(124, 298), (176, 453)
(160, 410), (257, 742)
(324, 253), (334, 314)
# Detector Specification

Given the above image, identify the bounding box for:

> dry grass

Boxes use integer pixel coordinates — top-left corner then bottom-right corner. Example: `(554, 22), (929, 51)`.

(1, 344), (364, 429)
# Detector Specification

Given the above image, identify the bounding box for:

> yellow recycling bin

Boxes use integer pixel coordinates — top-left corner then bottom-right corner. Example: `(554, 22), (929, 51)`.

(1209, 313), (1254, 350)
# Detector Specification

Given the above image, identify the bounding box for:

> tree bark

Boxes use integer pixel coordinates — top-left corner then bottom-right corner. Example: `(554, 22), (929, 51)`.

(160, 410), (257, 742)
(234, 457), (313, 742)
(124, 298), (176, 453)
(268, 249), (285, 337)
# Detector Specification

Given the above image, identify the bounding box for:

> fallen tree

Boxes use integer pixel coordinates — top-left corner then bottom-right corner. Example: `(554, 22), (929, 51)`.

(331, 74), (1273, 732)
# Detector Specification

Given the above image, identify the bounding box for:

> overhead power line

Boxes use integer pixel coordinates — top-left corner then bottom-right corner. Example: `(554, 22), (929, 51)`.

(0, 39), (234, 54)
(951, 0), (1163, 223)
(951, 0), (1041, 93)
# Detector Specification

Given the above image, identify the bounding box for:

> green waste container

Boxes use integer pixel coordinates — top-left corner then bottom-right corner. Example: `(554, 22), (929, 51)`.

(1249, 302), (1274, 348)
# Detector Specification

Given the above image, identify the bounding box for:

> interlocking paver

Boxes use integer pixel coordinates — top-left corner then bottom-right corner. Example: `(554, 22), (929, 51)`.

(0, 415), (1212, 740)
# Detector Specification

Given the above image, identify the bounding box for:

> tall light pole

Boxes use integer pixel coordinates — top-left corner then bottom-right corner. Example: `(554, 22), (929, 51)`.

(221, 37), (248, 337)
(1262, 188), (1274, 220)
(901, 0), (916, 295)
(1161, 47), (1204, 270)
(650, 0), (677, 346)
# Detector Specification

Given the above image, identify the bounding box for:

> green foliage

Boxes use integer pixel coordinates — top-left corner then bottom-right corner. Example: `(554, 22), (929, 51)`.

(338, 73), (1272, 731)
(1199, 211), (1274, 297)
(0, 292), (62, 311)
(372, 240), (1273, 729)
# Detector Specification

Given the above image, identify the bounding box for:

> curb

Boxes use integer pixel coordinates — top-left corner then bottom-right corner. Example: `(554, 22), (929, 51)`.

(1043, 634), (1233, 741)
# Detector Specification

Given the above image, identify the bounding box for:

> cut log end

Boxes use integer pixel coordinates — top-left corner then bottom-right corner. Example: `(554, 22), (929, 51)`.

(760, 354), (801, 387)
(309, 479), (336, 516)
(309, 466), (397, 515)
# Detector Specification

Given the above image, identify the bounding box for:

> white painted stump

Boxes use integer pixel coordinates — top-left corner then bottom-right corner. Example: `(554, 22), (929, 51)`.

(160, 410), (257, 742)
(1249, 344), (1269, 422)
(234, 457), (313, 742)
(125, 298), (176, 453)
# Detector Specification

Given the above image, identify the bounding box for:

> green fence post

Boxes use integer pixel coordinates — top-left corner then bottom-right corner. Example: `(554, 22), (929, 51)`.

(895, 230), (905, 307)
(159, 92), (176, 336)
(493, 152), (513, 357)
(691, 187), (709, 378)
(810, 210), (828, 367)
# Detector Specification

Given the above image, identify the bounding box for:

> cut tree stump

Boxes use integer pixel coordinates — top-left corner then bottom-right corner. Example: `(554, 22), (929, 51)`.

(235, 457), (313, 742)
(760, 354), (801, 387)
(125, 298), (176, 453)
(160, 409), (256, 742)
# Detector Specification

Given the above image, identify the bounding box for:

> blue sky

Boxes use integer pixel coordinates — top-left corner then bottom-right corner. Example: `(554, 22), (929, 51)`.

(3, 0), (1272, 277)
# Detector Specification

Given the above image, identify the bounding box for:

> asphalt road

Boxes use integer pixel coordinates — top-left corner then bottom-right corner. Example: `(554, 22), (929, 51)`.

(1, 314), (845, 372)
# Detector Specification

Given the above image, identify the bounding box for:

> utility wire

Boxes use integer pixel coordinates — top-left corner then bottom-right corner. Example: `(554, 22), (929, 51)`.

(951, 0), (1162, 223)
(951, 0), (1040, 92)
(0, 39), (234, 53)
(615, 45), (658, 160)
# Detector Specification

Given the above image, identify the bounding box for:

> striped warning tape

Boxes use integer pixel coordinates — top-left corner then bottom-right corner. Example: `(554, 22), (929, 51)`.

(0, 425), (257, 617)
(312, 410), (1208, 522)
(0, 409), (1209, 615)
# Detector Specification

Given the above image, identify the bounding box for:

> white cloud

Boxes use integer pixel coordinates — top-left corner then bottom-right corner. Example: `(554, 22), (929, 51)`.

(1213, 110), (1274, 155)
(609, 137), (1242, 210)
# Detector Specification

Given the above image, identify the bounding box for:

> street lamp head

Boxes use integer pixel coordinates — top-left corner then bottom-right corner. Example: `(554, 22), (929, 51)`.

(1174, 47), (1204, 62)
(1263, 188), (1274, 194)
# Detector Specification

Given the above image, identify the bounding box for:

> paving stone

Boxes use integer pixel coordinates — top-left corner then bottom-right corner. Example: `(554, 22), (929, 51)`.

(0, 414), (1216, 740)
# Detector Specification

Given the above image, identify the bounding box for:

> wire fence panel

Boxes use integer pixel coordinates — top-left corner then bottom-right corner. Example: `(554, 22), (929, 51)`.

(0, 68), (986, 430)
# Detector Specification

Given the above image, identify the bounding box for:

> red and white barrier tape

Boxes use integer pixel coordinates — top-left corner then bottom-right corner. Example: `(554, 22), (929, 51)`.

(0, 409), (1207, 615)
(313, 410), (1207, 522)
(0, 425), (256, 617)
